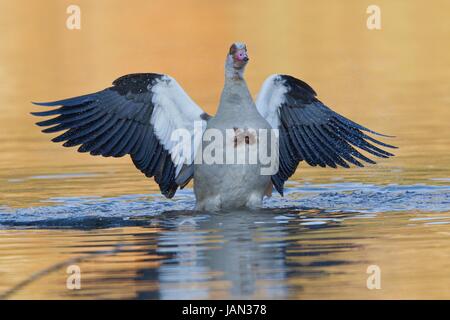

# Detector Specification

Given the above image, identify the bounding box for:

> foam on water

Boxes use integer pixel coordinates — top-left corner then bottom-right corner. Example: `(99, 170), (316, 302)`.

(0, 183), (449, 229)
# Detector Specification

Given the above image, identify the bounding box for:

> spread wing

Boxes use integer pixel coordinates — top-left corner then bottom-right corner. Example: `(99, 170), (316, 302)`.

(256, 74), (397, 196)
(32, 73), (208, 198)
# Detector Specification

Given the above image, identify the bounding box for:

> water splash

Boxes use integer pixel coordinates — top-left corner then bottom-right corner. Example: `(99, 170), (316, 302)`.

(0, 183), (449, 229)
(276, 182), (450, 213)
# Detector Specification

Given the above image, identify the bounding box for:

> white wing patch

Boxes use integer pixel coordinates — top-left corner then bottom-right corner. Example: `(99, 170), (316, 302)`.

(255, 74), (287, 129)
(150, 75), (206, 176)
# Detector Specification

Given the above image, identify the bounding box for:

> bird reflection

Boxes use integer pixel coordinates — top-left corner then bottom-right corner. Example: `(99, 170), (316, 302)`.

(138, 209), (293, 299)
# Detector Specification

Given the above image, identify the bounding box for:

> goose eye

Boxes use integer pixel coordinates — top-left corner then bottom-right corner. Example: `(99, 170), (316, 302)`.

(235, 51), (247, 61)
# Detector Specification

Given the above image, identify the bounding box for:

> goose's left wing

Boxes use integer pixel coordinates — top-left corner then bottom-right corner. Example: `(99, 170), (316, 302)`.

(32, 73), (208, 198)
(256, 74), (397, 196)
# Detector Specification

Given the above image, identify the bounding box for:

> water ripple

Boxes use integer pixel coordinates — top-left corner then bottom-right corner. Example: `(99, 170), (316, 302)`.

(0, 183), (448, 228)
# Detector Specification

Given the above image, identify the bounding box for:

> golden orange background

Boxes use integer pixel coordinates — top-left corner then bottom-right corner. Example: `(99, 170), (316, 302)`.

(0, 0), (449, 299)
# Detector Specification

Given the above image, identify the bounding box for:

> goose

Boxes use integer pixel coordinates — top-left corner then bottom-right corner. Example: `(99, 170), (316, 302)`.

(32, 42), (396, 211)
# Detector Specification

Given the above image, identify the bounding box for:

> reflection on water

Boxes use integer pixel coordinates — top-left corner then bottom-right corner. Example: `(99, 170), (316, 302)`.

(0, 0), (450, 299)
(1, 201), (450, 299)
(150, 210), (297, 300)
(0, 184), (450, 299)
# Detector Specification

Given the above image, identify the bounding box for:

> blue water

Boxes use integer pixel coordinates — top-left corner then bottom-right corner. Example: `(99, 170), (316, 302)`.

(1, 182), (449, 229)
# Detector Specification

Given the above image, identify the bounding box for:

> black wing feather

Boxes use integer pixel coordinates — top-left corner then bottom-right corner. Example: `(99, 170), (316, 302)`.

(32, 73), (187, 198)
(271, 74), (397, 195)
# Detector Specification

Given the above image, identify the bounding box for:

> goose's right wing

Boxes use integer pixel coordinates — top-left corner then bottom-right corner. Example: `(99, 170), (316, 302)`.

(32, 73), (208, 198)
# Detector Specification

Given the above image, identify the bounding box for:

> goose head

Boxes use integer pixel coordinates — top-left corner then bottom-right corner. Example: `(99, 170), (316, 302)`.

(225, 42), (249, 80)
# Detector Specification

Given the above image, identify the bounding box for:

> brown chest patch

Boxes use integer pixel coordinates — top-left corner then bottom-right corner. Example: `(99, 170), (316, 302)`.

(233, 127), (257, 148)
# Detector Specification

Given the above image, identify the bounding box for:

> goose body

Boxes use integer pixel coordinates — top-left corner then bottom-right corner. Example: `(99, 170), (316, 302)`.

(194, 61), (273, 210)
(32, 42), (396, 211)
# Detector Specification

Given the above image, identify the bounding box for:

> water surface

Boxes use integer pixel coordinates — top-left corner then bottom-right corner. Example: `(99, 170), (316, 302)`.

(0, 0), (449, 299)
